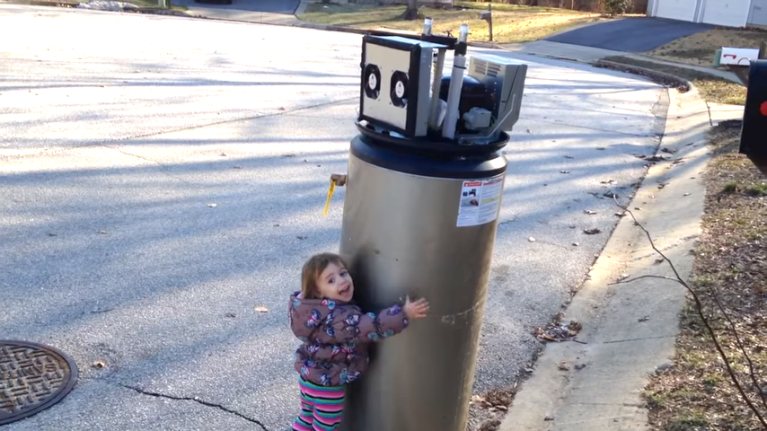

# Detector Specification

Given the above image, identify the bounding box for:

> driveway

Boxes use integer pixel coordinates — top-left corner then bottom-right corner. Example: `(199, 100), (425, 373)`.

(174, 0), (300, 24)
(546, 17), (713, 52)
(1, 5), (666, 431)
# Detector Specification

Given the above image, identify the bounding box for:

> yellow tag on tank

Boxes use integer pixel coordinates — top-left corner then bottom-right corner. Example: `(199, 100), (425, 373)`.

(323, 179), (336, 217)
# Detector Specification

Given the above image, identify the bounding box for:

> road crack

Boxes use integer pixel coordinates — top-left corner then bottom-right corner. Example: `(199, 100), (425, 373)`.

(120, 384), (269, 430)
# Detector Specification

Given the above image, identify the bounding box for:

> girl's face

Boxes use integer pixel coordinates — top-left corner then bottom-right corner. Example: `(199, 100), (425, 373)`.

(316, 262), (354, 302)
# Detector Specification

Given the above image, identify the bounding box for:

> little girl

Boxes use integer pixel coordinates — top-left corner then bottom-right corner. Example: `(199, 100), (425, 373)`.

(288, 252), (430, 431)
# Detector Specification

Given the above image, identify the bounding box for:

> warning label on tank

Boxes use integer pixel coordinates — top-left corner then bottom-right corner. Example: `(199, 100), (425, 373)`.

(456, 173), (505, 227)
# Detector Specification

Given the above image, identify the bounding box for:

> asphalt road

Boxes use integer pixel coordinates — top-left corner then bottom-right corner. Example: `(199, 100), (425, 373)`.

(1, 5), (666, 430)
(546, 17), (713, 52)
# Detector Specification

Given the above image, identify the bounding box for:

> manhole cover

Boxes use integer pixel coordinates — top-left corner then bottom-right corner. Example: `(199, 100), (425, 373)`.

(0, 341), (78, 426)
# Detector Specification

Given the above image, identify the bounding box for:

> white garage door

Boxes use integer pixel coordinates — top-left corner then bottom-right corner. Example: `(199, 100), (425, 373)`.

(749, 0), (767, 26)
(655, 0), (698, 21)
(702, 0), (750, 27)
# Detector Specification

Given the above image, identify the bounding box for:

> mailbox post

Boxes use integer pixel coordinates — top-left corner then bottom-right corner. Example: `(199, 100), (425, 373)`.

(479, 4), (493, 42)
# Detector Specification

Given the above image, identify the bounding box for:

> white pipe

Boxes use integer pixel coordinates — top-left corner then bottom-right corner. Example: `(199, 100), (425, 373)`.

(428, 49), (446, 129)
(423, 18), (433, 36)
(441, 24), (469, 140)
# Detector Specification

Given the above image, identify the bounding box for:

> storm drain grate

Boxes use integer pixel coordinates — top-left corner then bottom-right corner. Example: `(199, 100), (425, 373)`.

(0, 340), (78, 426)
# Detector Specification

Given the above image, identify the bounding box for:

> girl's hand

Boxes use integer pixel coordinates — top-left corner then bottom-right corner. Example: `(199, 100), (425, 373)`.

(404, 296), (430, 320)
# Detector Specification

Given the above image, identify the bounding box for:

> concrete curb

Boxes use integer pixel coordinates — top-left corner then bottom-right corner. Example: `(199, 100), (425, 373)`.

(593, 59), (692, 92)
(498, 82), (717, 431)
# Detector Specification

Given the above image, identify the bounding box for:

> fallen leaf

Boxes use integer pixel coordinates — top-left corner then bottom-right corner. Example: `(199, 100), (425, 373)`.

(220, 152), (227, 157)
(225, 312), (236, 318)
(528, 237), (536, 242)
(558, 362), (570, 371)
(572, 242), (579, 247)
(207, 203), (217, 208)
(560, 170), (570, 174)
(638, 316), (650, 322)
(98, 229), (107, 235)
(584, 210), (597, 215)
(233, 165), (243, 169)
(254, 306), (269, 313)
(471, 395), (486, 405)
(661, 147), (677, 154)
(92, 360), (106, 369)
(564, 155), (574, 159)
(297, 236), (307, 240)
(583, 228), (602, 235)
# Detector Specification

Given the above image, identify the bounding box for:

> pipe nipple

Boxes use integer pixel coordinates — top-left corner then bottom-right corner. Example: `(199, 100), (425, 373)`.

(459, 24), (469, 42)
(423, 18), (433, 35)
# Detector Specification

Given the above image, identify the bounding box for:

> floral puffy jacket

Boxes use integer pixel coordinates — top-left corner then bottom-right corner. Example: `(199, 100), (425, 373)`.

(288, 291), (409, 387)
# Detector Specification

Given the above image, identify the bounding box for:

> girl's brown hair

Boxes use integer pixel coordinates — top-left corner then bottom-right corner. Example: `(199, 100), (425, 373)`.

(301, 253), (349, 299)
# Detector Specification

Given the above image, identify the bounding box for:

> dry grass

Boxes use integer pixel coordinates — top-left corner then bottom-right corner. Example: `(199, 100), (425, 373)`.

(602, 55), (747, 106)
(298, 1), (604, 43)
(648, 28), (767, 67)
(644, 122), (767, 431)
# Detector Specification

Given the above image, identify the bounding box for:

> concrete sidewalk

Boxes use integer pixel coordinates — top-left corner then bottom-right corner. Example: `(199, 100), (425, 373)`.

(498, 84), (743, 430)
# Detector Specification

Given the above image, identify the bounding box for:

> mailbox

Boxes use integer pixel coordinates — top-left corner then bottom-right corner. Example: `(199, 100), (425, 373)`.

(740, 59), (767, 173)
(478, 10), (491, 20)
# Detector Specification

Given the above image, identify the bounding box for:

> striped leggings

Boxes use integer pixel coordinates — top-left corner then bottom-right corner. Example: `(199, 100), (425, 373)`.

(292, 377), (345, 431)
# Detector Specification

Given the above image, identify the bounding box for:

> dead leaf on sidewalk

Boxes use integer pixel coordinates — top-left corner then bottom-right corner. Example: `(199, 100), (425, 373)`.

(254, 306), (269, 313)
(92, 360), (106, 369)
(534, 319), (582, 343)
(583, 228), (602, 235)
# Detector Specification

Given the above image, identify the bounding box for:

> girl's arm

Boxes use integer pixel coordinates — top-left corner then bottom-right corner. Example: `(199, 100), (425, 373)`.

(333, 297), (429, 343)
